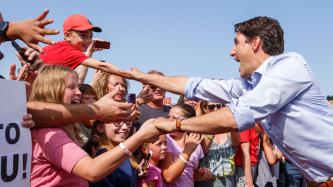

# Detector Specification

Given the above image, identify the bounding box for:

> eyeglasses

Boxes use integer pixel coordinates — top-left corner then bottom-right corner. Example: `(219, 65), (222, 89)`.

(204, 103), (226, 110)
(113, 121), (133, 128)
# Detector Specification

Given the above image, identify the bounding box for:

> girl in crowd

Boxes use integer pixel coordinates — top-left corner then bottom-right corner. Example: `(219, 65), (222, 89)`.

(138, 135), (168, 187)
(160, 104), (204, 187)
(195, 100), (239, 187)
(90, 120), (139, 187)
(29, 65), (160, 187)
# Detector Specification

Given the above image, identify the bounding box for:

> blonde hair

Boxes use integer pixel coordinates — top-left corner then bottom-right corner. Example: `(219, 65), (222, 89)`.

(91, 71), (128, 100)
(30, 65), (83, 145)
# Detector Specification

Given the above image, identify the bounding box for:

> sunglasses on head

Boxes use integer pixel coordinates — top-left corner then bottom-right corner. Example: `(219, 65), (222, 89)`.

(204, 103), (226, 110)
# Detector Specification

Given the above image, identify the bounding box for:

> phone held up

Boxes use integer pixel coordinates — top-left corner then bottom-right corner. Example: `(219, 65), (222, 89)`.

(11, 41), (36, 64)
(94, 40), (111, 49)
(127, 93), (136, 104)
(138, 150), (153, 178)
(11, 40), (36, 81)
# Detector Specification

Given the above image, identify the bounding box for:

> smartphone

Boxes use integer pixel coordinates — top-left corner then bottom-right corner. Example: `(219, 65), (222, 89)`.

(11, 41), (35, 64)
(142, 150), (153, 172)
(127, 93), (136, 104)
(94, 40), (110, 49)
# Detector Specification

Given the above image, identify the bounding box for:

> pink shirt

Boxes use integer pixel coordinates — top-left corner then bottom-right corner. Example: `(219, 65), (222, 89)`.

(138, 164), (163, 187)
(165, 134), (204, 187)
(30, 128), (88, 187)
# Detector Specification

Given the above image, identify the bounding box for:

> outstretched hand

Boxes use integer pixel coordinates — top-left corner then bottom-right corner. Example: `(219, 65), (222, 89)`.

(136, 85), (154, 105)
(6, 9), (59, 53)
(93, 85), (135, 122)
(117, 67), (143, 81)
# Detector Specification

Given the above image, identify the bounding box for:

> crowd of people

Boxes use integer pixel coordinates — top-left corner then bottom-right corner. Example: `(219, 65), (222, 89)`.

(0, 9), (332, 187)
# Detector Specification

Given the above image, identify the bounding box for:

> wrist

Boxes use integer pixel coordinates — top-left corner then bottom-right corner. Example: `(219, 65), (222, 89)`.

(176, 117), (185, 132)
(5, 22), (16, 41)
(88, 103), (99, 120)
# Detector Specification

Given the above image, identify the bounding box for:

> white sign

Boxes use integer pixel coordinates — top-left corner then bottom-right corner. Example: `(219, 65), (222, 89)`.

(0, 79), (31, 187)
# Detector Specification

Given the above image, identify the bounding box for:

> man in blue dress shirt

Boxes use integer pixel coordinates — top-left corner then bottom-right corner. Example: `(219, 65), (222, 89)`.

(120, 16), (333, 185)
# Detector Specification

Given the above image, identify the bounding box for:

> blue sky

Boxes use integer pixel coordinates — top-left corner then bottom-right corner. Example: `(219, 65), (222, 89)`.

(1, 1), (332, 102)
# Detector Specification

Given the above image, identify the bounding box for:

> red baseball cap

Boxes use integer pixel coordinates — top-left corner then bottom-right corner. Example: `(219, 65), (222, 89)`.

(63, 14), (102, 33)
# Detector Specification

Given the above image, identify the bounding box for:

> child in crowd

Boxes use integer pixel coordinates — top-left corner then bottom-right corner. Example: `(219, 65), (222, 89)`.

(90, 120), (139, 187)
(138, 135), (167, 187)
(39, 14), (121, 76)
(29, 65), (160, 187)
(160, 104), (204, 187)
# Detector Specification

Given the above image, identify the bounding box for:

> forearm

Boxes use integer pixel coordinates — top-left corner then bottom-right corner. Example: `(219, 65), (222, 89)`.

(74, 131), (146, 182)
(27, 102), (97, 127)
(263, 142), (277, 165)
(137, 73), (188, 95)
(75, 65), (89, 84)
(243, 156), (254, 187)
(162, 153), (188, 183)
(181, 107), (238, 134)
(241, 144), (253, 187)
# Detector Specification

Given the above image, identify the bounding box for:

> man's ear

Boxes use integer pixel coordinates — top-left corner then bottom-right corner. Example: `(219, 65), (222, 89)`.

(251, 36), (262, 52)
(64, 31), (71, 42)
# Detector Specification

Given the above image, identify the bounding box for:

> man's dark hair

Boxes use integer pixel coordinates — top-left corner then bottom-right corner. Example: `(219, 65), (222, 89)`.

(234, 16), (284, 56)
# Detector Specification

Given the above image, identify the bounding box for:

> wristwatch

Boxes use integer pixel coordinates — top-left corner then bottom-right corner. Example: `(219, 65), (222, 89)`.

(0, 21), (10, 41)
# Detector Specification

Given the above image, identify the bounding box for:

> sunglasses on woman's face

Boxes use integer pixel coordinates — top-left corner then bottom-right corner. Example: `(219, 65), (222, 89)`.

(113, 121), (133, 128)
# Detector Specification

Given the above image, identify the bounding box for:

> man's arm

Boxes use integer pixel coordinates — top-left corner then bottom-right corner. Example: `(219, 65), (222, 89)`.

(154, 107), (238, 135)
(28, 91), (134, 127)
(82, 59), (189, 95)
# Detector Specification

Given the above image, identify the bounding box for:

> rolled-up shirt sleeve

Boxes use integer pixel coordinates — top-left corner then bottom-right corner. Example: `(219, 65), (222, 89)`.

(184, 77), (243, 103)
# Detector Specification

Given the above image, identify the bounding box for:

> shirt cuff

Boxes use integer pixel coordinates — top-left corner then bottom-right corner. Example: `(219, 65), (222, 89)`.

(229, 104), (256, 131)
(184, 77), (202, 99)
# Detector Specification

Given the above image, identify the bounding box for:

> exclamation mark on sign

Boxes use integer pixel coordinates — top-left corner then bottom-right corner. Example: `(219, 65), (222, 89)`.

(22, 153), (27, 179)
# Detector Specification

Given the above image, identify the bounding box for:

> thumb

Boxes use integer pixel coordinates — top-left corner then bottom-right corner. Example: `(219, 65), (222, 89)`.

(107, 85), (120, 99)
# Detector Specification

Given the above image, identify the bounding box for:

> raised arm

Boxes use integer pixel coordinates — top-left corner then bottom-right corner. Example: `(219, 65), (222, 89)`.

(1, 9), (59, 52)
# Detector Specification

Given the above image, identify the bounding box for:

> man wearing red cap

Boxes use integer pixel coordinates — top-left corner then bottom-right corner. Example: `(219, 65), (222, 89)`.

(39, 14), (120, 76)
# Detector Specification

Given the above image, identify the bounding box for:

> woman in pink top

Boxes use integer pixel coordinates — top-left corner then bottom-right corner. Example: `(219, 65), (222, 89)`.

(29, 65), (162, 187)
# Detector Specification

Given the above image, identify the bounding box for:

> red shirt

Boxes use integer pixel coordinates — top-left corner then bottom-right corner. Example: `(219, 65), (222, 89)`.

(40, 41), (89, 70)
(234, 127), (260, 167)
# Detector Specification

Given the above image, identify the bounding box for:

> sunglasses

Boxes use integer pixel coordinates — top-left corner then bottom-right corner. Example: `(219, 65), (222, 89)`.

(113, 121), (133, 128)
(204, 103), (226, 110)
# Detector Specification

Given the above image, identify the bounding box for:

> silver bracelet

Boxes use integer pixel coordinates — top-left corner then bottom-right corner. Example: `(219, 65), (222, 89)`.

(179, 154), (189, 164)
(119, 142), (132, 157)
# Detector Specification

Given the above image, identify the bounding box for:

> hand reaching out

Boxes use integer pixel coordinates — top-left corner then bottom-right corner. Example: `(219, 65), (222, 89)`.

(6, 9), (59, 53)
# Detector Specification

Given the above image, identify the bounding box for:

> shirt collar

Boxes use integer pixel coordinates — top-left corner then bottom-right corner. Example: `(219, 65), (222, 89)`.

(243, 56), (274, 89)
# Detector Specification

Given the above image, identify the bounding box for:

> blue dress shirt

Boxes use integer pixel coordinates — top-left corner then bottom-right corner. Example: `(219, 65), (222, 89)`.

(184, 52), (333, 182)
